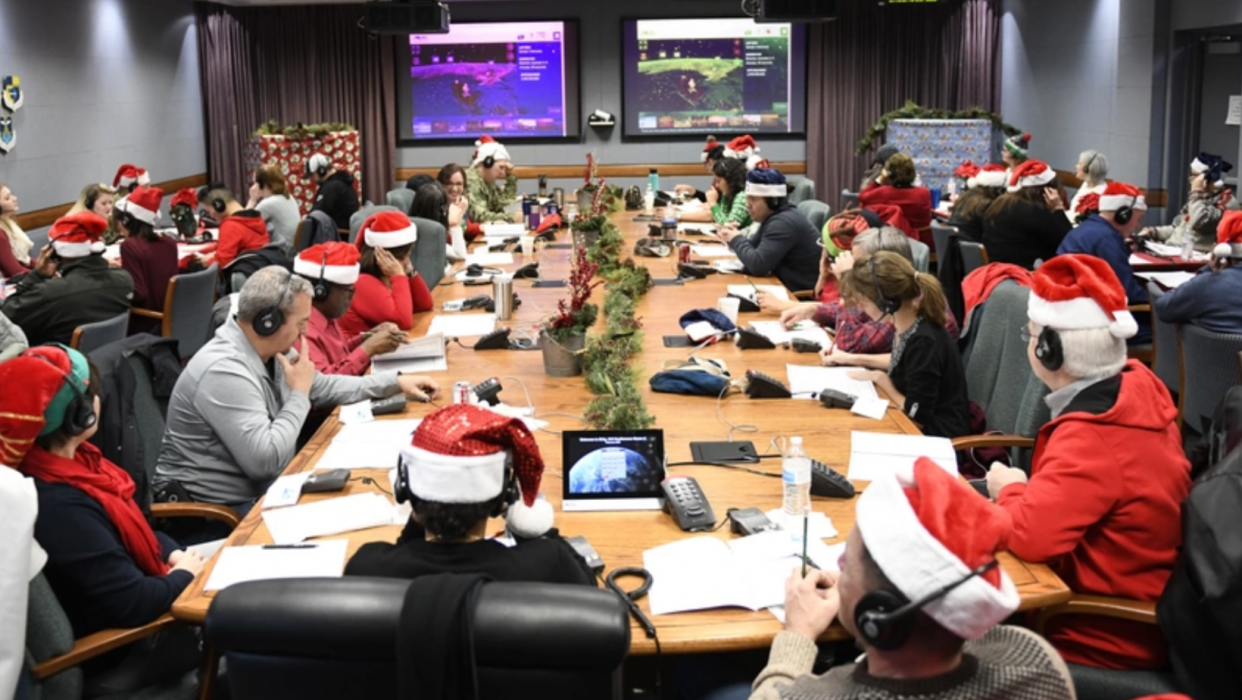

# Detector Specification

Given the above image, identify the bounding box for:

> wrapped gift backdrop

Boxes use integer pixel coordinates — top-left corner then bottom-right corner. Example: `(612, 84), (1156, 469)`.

(886, 119), (996, 192)
(244, 129), (361, 217)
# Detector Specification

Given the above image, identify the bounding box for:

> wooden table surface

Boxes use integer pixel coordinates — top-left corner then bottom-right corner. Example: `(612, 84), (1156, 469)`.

(171, 211), (1071, 654)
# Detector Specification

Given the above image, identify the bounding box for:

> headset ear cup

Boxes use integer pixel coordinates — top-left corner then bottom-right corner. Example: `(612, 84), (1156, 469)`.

(854, 590), (913, 651)
(313, 281), (329, 302)
(1115, 205), (1133, 225)
(1035, 327), (1064, 372)
(395, 456), (413, 505)
(483, 155), (495, 170)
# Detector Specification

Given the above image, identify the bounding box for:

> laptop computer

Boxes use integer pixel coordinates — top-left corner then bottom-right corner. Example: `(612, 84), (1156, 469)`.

(561, 429), (666, 512)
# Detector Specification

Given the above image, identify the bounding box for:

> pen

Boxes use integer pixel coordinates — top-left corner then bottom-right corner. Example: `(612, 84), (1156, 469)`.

(262, 544), (318, 549)
(746, 276), (760, 294)
(801, 516), (810, 578)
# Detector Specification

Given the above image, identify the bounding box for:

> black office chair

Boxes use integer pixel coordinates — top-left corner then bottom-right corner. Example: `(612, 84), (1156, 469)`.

(205, 577), (631, 700)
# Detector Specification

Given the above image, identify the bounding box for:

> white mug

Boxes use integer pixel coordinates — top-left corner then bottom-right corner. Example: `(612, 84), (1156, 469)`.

(520, 237), (535, 258)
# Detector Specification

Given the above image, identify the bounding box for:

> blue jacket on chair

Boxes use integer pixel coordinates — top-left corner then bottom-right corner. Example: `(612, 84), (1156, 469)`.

(1154, 264), (1242, 336)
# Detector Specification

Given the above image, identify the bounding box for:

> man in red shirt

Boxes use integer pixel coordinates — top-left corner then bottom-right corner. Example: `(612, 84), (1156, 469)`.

(197, 188), (269, 270)
(293, 242), (407, 376)
(987, 254), (1190, 671)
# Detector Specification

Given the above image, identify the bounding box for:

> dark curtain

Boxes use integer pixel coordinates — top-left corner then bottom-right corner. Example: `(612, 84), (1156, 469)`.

(806, 0), (1001, 211)
(195, 2), (397, 204)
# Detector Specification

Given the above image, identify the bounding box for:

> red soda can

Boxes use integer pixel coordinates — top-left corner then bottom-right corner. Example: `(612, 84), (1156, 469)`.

(678, 242), (692, 264)
(453, 381), (472, 405)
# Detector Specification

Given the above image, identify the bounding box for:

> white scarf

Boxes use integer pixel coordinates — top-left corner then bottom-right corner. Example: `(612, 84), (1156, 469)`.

(1, 218), (32, 265)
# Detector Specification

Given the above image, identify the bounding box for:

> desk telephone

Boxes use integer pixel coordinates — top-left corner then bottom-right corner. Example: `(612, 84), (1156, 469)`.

(661, 476), (717, 531)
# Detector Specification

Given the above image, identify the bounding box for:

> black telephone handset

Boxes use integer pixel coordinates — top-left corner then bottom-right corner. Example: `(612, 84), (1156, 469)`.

(661, 476), (717, 532)
(745, 370), (792, 399)
(735, 327), (776, 350)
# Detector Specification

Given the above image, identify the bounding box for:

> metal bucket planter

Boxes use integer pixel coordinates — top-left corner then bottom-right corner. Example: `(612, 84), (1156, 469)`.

(541, 332), (586, 377)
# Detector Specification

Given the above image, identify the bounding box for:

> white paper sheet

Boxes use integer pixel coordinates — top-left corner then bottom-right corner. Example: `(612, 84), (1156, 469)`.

(188, 538), (227, 561)
(850, 397), (891, 420)
(1134, 270), (1196, 289)
(465, 252), (515, 266)
(848, 431), (957, 482)
(455, 268), (502, 282)
(261, 493), (396, 545)
(314, 419), (422, 472)
(750, 321), (831, 348)
(262, 473), (311, 509)
(427, 314), (497, 338)
(786, 365), (879, 402)
(643, 537), (798, 615)
(371, 334), (448, 373)
(728, 284), (790, 303)
(480, 223), (527, 237)
(713, 259), (745, 274)
(204, 540), (349, 591)
(692, 245), (737, 258)
(1141, 242), (1210, 262)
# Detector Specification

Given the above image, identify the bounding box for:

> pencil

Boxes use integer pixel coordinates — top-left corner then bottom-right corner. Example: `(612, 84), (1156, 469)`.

(746, 276), (760, 294)
(801, 516), (809, 577)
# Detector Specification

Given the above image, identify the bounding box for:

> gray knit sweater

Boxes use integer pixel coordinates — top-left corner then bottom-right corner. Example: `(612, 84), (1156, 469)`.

(750, 626), (1074, 700)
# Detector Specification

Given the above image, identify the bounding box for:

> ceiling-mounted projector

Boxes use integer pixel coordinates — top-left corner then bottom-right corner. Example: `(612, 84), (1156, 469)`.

(364, 1), (450, 35)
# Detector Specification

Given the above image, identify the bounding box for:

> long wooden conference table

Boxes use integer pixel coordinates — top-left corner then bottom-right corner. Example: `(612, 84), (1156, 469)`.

(172, 210), (1070, 654)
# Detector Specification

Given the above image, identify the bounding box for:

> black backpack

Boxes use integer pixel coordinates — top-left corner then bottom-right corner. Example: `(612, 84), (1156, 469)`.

(219, 244), (293, 296)
(1157, 386), (1242, 700)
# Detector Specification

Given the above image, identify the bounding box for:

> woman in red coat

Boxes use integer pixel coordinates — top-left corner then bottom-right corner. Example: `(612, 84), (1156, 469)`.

(987, 255), (1191, 671)
(339, 211), (433, 337)
(858, 153), (933, 246)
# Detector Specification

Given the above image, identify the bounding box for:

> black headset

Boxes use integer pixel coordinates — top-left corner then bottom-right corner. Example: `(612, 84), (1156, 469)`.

(253, 268), (294, 337)
(310, 250), (330, 302)
(394, 451), (522, 519)
(1114, 194), (1138, 226)
(869, 255), (901, 318)
(29, 347), (98, 437)
(854, 559), (1000, 651)
(481, 154), (496, 170)
(307, 155), (330, 179)
(1034, 326), (1064, 372)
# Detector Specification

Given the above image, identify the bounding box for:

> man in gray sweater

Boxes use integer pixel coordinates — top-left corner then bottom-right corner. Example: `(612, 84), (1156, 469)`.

(155, 266), (439, 509)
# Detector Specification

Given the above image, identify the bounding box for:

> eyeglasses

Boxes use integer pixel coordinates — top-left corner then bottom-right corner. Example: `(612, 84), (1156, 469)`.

(1018, 326), (1034, 343)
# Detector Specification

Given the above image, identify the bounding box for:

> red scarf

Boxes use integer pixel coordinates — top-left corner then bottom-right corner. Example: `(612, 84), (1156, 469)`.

(22, 442), (169, 576)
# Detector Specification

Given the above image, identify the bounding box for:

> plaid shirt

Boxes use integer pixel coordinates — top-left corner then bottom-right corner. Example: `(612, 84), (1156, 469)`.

(813, 302), (960, 354)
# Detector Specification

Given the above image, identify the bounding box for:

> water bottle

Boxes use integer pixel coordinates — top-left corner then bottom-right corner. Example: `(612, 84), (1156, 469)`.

(947, 177), (958, 200)
(643, 184), (655, 217)
(782, 437), (812, 547)
(1181, 235), (1195, 262)
(648, 168), (661, 194)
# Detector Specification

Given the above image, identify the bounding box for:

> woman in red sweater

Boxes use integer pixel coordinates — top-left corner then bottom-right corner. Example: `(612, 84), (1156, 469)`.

(116, 186), (179, 334)
(858, 153), (934, 246)
(339, 211), (433, 337)
(987, 255), (1191, 671)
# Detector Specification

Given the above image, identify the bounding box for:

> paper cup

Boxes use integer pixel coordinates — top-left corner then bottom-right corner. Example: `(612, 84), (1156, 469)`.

(717, 297), (740, 324)
(520, 237), (535, 258)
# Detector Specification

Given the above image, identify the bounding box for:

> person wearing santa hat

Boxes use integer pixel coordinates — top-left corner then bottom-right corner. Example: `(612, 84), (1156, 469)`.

(714, 168), (821, 294)
(722, 134), (768, 171)
(307, 153), (360, 231)
(859, 152), (935, 246)
(1141, 152), (1239, 252)
(1057, 181), (1151, 343)
(717, 458), (1072, 700)
(947, 164), (1007, 241)
(464, 136), (519, 225)
(673, 135), (727, 204)
(112, 163), (151, 195)
(113, 186), (179, 335)
(167, 187), (200, 240)
(197, 186), (271, 270)
(1153, 210), (1242, 335)
(981, 160), (1073, 269)
(0, 346), (206, 666)
(668, 157), (753, 230)
(1002, 132), (1032, 170)
(1, 212), (133, 346)
(346, 404), (594, 585)
(1067, 150), (1110, 223)
(338, 211), (434, 338)
(155, 266), (439, 511)
(294, 242), (407, 376)
(988, 254), (1190, 671)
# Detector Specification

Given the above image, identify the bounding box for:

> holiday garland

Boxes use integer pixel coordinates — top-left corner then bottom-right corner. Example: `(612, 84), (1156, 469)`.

(254, 120), (356, 140)
(854, 101), (1023, 157)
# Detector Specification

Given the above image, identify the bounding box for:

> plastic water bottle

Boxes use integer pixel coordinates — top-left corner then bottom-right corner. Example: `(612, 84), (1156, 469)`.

(782, 437), (812, 547)
(946, 177), (958, 200)
(648, 168), (661, 194)
(644, 184), (656, 217)
(1181, 235), (1195, 262)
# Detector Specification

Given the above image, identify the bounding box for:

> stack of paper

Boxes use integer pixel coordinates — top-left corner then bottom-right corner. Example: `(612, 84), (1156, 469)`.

(1134, 270), (1196, 289)
(315, 419), (422, 471)
(848, 431), (957, 482)
(371, 333), (447, 373)
(204, 540), (349, 591)
(786, 365), (879, 402)
(1141, 242), (1209, 261)
(427, 314), (497, 338)
(261, 493), (396, 544)
(750, 321), (831, 348)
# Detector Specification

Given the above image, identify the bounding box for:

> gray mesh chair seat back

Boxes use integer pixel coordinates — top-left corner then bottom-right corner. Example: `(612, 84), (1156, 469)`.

(840, 189), (860, 211)
(206, 577), (631, 700)
(788, 179), (816, 206)
(931, 222), (957, 267)
(72, 313), (129, 356)
(908, 238), (931, 273)
(1179, 324), (1242, 433)
(386, 188), (416, 216)
(1147, 282), (1180, 396)
(795, 199), (831, 232)
(167, 263), (218, 361)
(958, 240), (990, 276)
(350, 205), (447, 290)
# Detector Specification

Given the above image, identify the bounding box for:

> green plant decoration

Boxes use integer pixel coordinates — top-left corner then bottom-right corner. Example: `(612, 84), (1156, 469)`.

(854, 101), (1023, 157)
(254, 120), (356, 140)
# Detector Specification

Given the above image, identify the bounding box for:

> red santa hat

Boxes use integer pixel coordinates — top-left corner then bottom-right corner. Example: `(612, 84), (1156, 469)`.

(116, 186), (164, 226)
(953, 161), (981, 181)
(969, 164), (1008, 190)
(702, 135), (725, 163)
(48, 211), (108, 258)
(400, 404), (554, 538)
(724, 135), (766, 170)
(856, 457), (1019, 641)
(471, 135), (511, 167)
(1006, 159), (1056, 192)
(294, 242), (361, 286)
(1213, 210), (1242, 259)
(1097, 182), (1147, 213)
(1028, 254), (1138, 339)
(0, 346), (86, 465)
(357, 211), (418, 250)
(1075, 192), (1101, 217)
(169, 188), (198, 211)
(112, 164), (150, 189)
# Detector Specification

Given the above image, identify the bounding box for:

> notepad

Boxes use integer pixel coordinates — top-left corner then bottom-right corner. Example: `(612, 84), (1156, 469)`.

(848, 431), (957, 482)
(786, 365), (879, 402)
(261, 493), (396, 544)
(204, 540), (349, 591)
(750, 321), (830, 348)
(371, 333), (448, 374)
(427, 314), (496, 338)
(314, 419), (422, 472)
